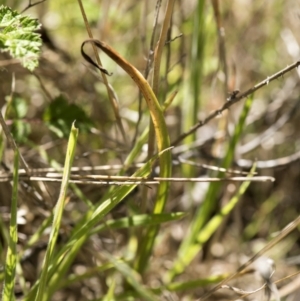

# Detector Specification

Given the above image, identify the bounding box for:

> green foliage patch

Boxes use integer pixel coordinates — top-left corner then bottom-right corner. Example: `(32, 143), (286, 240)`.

(43, 95), (94, 138)
(0, 5), (42, 71)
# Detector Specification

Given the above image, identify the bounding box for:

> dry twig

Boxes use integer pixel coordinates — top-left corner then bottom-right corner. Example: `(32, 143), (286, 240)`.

(172, 60), (300, 146)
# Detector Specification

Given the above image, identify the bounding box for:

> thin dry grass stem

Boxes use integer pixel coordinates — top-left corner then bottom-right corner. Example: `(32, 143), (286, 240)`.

(177, 157), (257, 175)
(4, 164), (144, 174)
(144, 0), (163, 78)
(0, 173), (274, 185)
(238, 97), (300, 154)
(212, 0), (228, 98)
(222, 283), (266, 296)
(146, 0), (175, 163)
(186, 137), (300, 169)
(172, 60), (300, 146)
(166, 52), (186, 75)
(0, 75), (30, 174)
(142, 0), (175, 212)
(277, 271), (300, 299)
(173, 128), (225, 151)
(21, 0), (46, 13)
(237, 149), (300, 169)
(230, 270), (300, 301)
(195, 148), (300, 169)
(32, 72), (53, 102)
(142, 0), (174, 215)
(2, 154), (255, 177)
(140, 1), (149, 54)
(199, 215), (300, 301)
(210, 0), (229, 158)
(161, 19), (172, 107)
(152, 0), (175, 99)
(165, 33), (183, 44)
(133, 0), (161, 147)
(77, 0), (128, 145)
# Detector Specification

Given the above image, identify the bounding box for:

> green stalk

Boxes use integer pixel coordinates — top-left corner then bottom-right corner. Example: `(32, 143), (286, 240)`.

(2, 150), (19, 301)
(34, 123), (78, 301)
(24, 150), (167, 300)
(166, 94), (254, 281)
(182, 0), (206, 179)
(134, 0), (175, 273)
(81, 39), (172, 274)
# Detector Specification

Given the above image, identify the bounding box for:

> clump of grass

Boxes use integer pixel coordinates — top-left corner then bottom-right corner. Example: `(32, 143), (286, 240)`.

(1, 1), (300, 301)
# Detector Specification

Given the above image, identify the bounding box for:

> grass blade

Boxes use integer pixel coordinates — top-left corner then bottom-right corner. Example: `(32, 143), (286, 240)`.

(2, 150), (19, 301)
(46, 213), (185, 292)
(175, 164), (257, 268)
(91, 212), (186, 235)
(22, 150), (166, 300)
(34, 122), (78, 301)
(103, 251), (160, 301)
(81, 39), (172, 274)
(166, 94), (254, 281)
(182, 0), (205, 177)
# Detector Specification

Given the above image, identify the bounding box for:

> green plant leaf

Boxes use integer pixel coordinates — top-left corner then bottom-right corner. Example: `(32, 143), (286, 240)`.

(43, 95), (94, 138)
(0, 5), (42, 71)
(10, 96), (28, 118)
(5, 96), (31, 143)
(11, 120), (31, 143)
(91, 212), (186, 235)
(35, 122), (78, 301)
